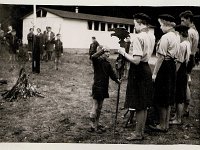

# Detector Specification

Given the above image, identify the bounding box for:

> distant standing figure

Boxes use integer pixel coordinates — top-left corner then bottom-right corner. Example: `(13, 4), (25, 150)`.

(89, 37), (99, 60)
(42, 26), (49, 60)
(27, 28), (34, 61)
(44, 26), (55, 61)
(4, 26), (18, 66)
(32, 28), (43, 74)
(54, 34), (63, 70)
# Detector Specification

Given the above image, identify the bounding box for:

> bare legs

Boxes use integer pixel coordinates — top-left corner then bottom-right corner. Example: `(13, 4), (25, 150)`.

(126, 109), (147, 140)
(55, 57), (61, 70)
(184, 83), (191, 116)
(90, 99), (104, 130)
(157, 106), (171, 130)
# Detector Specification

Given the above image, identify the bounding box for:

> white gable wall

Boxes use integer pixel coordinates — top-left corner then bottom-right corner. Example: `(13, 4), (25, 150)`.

(23, 11), (134, 50)
(23, 12), (64, 44)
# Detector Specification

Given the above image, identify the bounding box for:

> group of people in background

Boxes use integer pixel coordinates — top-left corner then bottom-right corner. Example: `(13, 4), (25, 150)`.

(0, 24), (19, 67)
(88, 10), (199, 141)
(0, 24), (64, 73)
(27, 26), (64, 72)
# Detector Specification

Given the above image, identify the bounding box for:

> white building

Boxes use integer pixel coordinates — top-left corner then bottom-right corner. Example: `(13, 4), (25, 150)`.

(22, 7), (135, 52)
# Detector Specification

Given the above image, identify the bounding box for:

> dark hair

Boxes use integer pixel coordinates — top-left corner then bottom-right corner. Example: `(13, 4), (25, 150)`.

(37, 28), (41, 32)
(175, 24), (189, 38)
(179, 10), (194, 22)
(92, 37), (96, 39)
(133, 13), (151, 25)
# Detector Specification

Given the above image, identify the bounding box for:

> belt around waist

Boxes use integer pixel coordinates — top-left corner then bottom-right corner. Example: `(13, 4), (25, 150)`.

(164, 57), (175, 61)
(140, 61), (148, 64)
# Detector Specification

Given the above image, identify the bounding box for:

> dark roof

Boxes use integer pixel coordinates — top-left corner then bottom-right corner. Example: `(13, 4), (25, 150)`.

(23, 7), (134, 25)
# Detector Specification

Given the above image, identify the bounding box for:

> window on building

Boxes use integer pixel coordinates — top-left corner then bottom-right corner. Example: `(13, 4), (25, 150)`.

(130, 25), (134, 33)
(119, 24), (124, 28)
(94, 21), (99, 31)
(107, 23), (112, 31)
(36, 10), (42, 17)
(125, 25), (129, 31)
(36, 10), (47, 17)
(101, 23), (105, 31)
(42, 10), (47, 17)
(88, 21), (93, 30)
(113, 24), (118, 29)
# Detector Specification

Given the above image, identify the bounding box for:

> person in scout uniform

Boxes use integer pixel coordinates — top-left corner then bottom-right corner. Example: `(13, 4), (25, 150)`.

(179, 10), (199, 117)
(44, 26), (55, 61)
(150, 14), (180, 132)
(169, 25), (191, 125)
(54, 33), (63, 70)
(89, 45), (120, 134)
(117, 13), (155, 140)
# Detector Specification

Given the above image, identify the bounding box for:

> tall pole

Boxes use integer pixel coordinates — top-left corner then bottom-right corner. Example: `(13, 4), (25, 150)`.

(33, 4), (37, 34)
(32, 4), (36, 73)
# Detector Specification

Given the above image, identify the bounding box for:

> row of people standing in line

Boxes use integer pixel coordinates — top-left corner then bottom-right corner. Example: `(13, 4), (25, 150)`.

(27, 26), (64, 73)
(119, 11), (199, 140)
(88, 11), (199, 141)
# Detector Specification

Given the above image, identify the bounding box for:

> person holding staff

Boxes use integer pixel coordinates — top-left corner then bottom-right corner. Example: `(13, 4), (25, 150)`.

(170, 25), (191, 125)
(117, 13), (155, 140)
(88, 46), (120, 134)
(150, 14), (180, 132)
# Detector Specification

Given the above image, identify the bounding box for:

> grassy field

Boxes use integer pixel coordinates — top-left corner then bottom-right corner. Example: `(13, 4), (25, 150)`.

(0, 51), (199, 144)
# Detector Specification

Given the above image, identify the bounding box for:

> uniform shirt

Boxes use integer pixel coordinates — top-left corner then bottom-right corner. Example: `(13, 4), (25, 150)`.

(54, 39), (63, 53)
(188, 25), (199, 54)
(91, 49), (119, 98)
(129, 30), (155, 62)
(89, 41), (99, 58)
(156, 31), (180, 59)
(177, 40), (191, 63)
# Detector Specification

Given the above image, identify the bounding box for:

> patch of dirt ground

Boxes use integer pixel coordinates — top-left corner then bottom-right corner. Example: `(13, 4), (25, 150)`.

(0, 52), (199, 144)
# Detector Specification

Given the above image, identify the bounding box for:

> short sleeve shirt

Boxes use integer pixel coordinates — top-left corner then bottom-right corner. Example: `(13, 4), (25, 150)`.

(129, 31), (155, 62)
(177, 40), (191, 63)
(188, 26), (199, 54)
(156, 31), (180, 59)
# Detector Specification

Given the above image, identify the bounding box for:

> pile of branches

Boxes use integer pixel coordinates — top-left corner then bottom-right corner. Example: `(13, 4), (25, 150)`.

(2, 68), (44, 101)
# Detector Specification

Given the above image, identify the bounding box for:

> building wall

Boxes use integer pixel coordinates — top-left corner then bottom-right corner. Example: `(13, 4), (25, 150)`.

(23, 12), (135, 51)
(22, 12), (64, 44)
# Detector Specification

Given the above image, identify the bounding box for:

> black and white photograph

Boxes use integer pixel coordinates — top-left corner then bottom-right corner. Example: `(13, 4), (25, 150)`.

(0, 0), (200, 148)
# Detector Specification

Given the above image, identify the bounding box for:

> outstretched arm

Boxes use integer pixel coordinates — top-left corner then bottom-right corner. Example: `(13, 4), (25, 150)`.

(91, 48), (104, 60)
(108, 64), (120, 84)
(117, 47), (142, 65)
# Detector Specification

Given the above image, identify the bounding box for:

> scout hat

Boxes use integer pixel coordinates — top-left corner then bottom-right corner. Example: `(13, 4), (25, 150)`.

(158, 14), (175, 22)
(133, 13), (151, 24)
(175, 24), (189, 32)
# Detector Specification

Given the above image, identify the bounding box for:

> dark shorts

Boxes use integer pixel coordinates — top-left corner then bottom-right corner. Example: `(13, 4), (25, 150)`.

(92, 85), (108, 101)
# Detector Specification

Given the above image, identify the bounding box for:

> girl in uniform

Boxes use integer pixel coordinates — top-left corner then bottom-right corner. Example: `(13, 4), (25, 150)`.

(151, 14), (180, 132)
(117, 13), (155, 140)
(170, 25), (191, 125)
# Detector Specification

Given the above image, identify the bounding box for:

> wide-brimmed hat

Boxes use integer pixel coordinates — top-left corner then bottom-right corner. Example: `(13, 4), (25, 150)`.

(158, 14), (175, 22)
